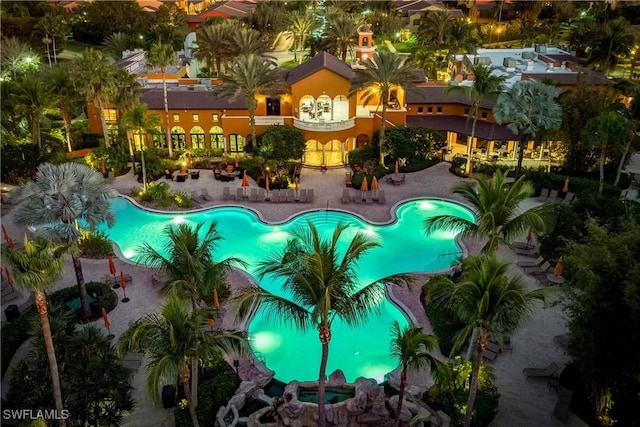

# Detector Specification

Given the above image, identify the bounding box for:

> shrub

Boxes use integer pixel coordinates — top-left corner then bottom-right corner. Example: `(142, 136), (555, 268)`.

(1, 312), (35, 377)
(140, 182), (173, 206)
(424, 302), (465, 357)
(85, 145), (129, 173)
(78, 229), (114, 258)
(47, 282), (117, 315)
(348, 145), (379, 168)
(271, 175), (290, 190)
(174, 192), (194, 209)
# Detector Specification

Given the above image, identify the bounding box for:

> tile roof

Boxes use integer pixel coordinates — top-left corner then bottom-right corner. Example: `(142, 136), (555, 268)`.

(407, 115), (518, 140)
(406, 86), (498, 109)
(285, 52), (354, 85)
(140, 88), (245, 110)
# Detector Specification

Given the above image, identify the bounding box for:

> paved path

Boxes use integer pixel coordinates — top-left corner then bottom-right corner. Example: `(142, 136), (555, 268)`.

(0, 162), (586, 427)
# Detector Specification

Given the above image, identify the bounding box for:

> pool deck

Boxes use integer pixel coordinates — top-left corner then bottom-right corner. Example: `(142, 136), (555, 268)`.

(0, 162), (586, 427)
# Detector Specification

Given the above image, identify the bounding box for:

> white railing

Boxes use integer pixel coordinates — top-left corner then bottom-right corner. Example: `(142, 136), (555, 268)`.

(254, 117), (285, 126)
(293, 117), (355, 132)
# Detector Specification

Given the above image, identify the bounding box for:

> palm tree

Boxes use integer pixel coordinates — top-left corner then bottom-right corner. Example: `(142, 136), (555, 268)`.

(389, 321), (439, 426)
(72, 49), (117, 147)
(192, 21), (234, 77)
(231, 222), (409, 427)
(230, 27), (270, 58)
(324, 14), (359, 61)
(588, 18), (634, 75)
(1, 237), (68, 427)
(349, 50), (420, 165)
(445, 20), (480, 54)
(411, 48), (439, 80)
(427, 255), (548, 427)
(118, 295), (248, 427)
(136, 221), (244, 311)
(10, 74), (54, 149)
(123, 104), (161, 189)
(445, 63), (505, 174)
(289, 12), (318, 63)
(582, 110), (633, 195)
(218, 54), (287, 149)
(493, 80), (562, 175)
(424, 170), (548, 253)
(613, 87), (640, 186)
(147, 41), (176, 157)
(425, 11), (453, 46)
(48, 63), (82, 152)
(12, 163), (115, 320)
(102, 32), (132, 60)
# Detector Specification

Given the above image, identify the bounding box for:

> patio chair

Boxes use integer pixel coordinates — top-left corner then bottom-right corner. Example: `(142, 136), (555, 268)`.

(249, 188), (258, 202)
(176, 174), (187, 183)
(190, 170), (200, 180)
(236, 187), (244, 200)
(523, 362), (560, 380)
(285, 189), (295, 202)
(258, 188), (266, 201)
(522, 261), (551, 275)
(483, 349), (498, 361)
(515, 246), (540, 257)
(512, 241), (537, 250)
(561, 192), (575, 204)
(546, 189), (559, 203)
(352, 190), (362, 204)
(377, 190), (386, 204)
(364, 191), (373, 203)
(200, 188), (212, 201)
(342, 188), (351, 203)
(272, 189), (281, 202)
(165, 171), (174, 180)
(190, 191), (200, 202)
(537, 188), (550, 202)
(222, 187), (232, 201)
(299, 189), (307, 203)
(517, 255), (545, 268)
(306, 189), (313, 203)
(553, 387), (573, 420)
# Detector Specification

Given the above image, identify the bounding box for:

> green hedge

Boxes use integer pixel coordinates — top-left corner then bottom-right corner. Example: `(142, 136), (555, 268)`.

(47, 282), (117, 314)
(1, 312), (35, 377)
(78, 230), (114, 258)
(523, 170), (622, 198)
(424, 288), (466, 357)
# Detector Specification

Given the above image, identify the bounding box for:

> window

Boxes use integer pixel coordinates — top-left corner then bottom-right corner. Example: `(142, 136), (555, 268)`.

(229, 134), (244, 152)
(427, 107), (433, 114)
(192, 114), (199, 122)
(171, 126), (186, 149)
(173, 114), (180, 122)
(210, 126), (224, 151)
(436, 106), (443, 114)
(153, 131), (166, 148)
(481, 112), (488, 120)
(212, 114), (219, 122)
(104, 109), (117, 122)
(464, 108), (470, 115)
(190, 126), (205, 149)
(417, 106), (424, 114)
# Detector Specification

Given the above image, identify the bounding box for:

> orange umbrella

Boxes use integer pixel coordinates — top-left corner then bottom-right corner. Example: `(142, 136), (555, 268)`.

(526, 229), (532, 247)
(208, 318), (216, 331)
(235, 155), (239, 168)
(213, 288), (220, 309)
(7, 238), (15, 249)
(468, 161), (473, 177)
(370, 176), (380, 192)
(5, 268), (13, 287)
(361, 176), (369, 192)
(554, 257), (563, 277)
(241, 172), (250, 197)
(562, 178), (569, 193)
(108, 257), (116, 276)
(1, 224), (9, 242)
(394, 160), (399, 176)
(120, 271), (130, 302)
(101, 308), (111, 329)
(226, 164), (234, 174)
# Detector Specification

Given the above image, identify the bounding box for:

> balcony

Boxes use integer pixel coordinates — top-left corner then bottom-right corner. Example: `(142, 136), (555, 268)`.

(293, 117), (355, 132)
(254, 116), (285, 126)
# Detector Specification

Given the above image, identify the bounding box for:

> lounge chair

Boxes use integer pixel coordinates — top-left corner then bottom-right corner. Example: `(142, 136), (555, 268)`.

(249, 188), (258, 202)
(538, 188), (550, 202)
(285, 189), (295, 202)
(299, 189), (307, 203)
(512, 241), (536, 250)
(377, 190), (386, 204)
(190, 191), (200, 202)
(515, 246), (540, 256)
(523, 361), (560, 380)
(483, 349), (498, 361)
(258, 188), (266, 201)
(561, 192), (575, 204)
(236, 187), (244, 200)
(200, 188), (212, 201)
(364, 191), (373, 203)
(272, 189), (281, 202)
(222, 187), (232, 201)
(553, 387), (573, 420)
(306, 189), (313, 203)
(517, 255), (545, 268)
(546, 189), (559, 203)
(522, 261), (551, 275)
(342, 188), (350, 203)
(352, 190), (362, 204)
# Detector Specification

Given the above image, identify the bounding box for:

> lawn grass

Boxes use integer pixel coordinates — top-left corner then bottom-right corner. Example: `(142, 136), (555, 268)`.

(62, 39), (93, 54)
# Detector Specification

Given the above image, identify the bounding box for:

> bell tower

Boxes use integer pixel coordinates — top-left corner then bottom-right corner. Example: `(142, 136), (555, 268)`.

(355, 25), (375, 62)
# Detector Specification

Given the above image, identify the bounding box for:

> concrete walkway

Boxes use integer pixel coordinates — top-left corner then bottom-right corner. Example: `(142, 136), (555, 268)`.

(0, 162), (585, 427)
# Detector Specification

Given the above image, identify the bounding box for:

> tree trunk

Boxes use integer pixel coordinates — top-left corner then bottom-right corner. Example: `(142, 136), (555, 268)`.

(466, 106), (479, 174)
(599, 148), (606, 196)
(249, 98), (257, 149)
(317, 323), (330, 427)
(72, 254), (92, 320)
(141, 145), (148, 190)
(394, 365), (407, 426)
(98, 99), (110, 147)
(463, 341), (484, 427)
(162, 68), (173, 158)
(379, 101), (389, 166)
(36, 291), (67, 427)
(34, 119), (42, 149)
(182, 364), (200, 427)
(63, 109), (73, 152)
(516, 134), (527, 177)
(614, 137), (632, 186)
(53, 35), (58, 64)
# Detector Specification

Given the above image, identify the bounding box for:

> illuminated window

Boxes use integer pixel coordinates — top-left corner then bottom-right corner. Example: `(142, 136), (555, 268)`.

(190, 126), (205, 149)
(173, 114), (180, 122)
(152, 128), (166, 148)
(212, 114), (219, 122)
(104, 109), (117, 122)
(229, 134), (244, 152)
(192, 114), (199, 122)
(171, 126), (186, 149)
(210, 126), (224, 151)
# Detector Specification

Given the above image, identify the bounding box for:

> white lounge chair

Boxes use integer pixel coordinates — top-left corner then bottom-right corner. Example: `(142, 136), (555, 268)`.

(299, 189), (307, 203)
(538, 188), (550, 202)
(236, 187), (244, 200)
(342, 188), (350, 203)
(200, 188), (212, 201)
(306, 189), (313, 203)
(249, 188), (258, 202)
(223, 187), (232, 201)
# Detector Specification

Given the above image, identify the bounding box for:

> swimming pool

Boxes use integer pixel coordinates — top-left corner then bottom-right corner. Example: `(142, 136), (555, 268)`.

(101, 197), (474, 383)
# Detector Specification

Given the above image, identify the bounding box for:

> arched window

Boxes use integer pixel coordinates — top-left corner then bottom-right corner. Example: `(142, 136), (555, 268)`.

(152, 127), (166, 148)
(171, 126), (186, 150)
(209, 126), (224, 151)
(190, 126), (205, 149)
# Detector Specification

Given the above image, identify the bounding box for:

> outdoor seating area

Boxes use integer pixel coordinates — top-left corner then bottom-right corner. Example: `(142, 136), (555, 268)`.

(341, 188), (386, 204)
(166, 169), (200, 182)
(221, 186), (313, 203)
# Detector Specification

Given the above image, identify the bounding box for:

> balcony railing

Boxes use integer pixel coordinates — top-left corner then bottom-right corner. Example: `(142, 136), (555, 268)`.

(254, 117), (285, 126)
(293, 117), (355, 132)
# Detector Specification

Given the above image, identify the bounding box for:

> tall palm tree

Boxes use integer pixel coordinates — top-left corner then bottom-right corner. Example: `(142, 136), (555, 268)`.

(1, 237), (68, 427)
(48, 63), (82, 152)
(136, 221), (244, 311)
(389, 321), (439, 426)
(123, 104), (161, 189)
(613, 87), (640, 186)
(426, 11), (453, 46)
(102, 32), (132, 61)
(12, 163), (115, 320)
(493, 80), (562, 175)
(446, 63), (505, 173)
(324, 14), (359, 61)
(10, 74), (54, 149)
(230, 27), (270, 58)
(192, 21), (234, 77)
(147, 41), (176, 157)
(412, 48), (439, 80)
(218, 54), (287, 149)
(427, 255), (548, 427)
(588, 17), (634, 75)
(582, 110), (633, 195)
(118, 295), (248, 427)
(445, 20), (480, 54)
(424, 170), (548, 253)
(289, 12), (319, 63)
(349, 50), (420, 165)
(231, 222), (408, 427)
(72, 49), (117, 147)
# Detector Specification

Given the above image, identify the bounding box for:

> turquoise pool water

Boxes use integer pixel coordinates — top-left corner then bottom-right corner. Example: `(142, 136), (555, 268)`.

(101, 198), (474, 383)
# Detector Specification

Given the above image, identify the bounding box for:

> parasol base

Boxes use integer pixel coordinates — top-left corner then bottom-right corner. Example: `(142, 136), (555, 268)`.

(112, 284), (120, 289)
(122, 297), (130, 303)
(107, 334), (115, 340)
